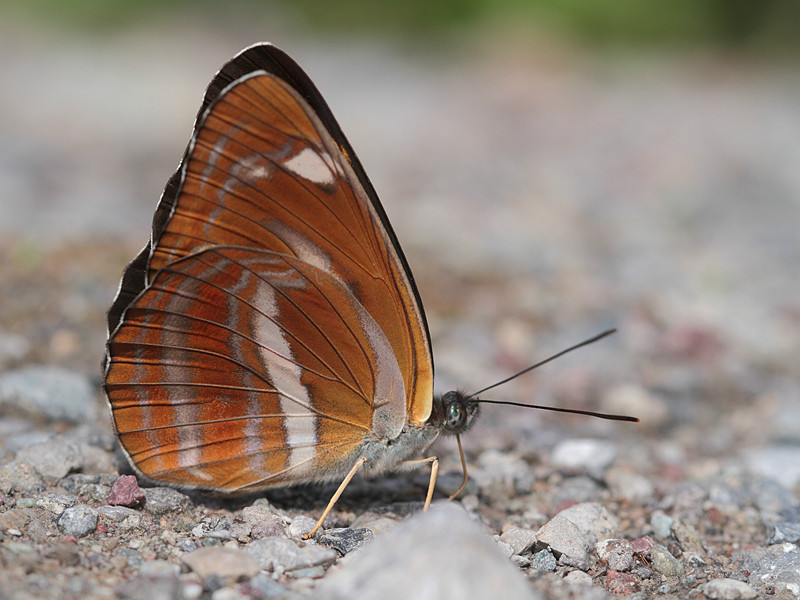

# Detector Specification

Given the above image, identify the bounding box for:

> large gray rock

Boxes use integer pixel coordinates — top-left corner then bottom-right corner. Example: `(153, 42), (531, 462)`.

(317, 503), (540, 600)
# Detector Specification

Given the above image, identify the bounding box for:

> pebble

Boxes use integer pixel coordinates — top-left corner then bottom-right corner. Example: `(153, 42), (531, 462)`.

(249, 515), (287, 539)
(317, 527), (374, 556)
(596, 538), (634, 571)
(182, 547), (260, 583)
(287, 515), (318, 538)
(550, 438), (618, 478)
(734, 543), (800, 596)
(768, 520), (800, 545)
(0, 366), (97, 423)
(245, 536), (337, 573)
(316, 504), (540, 600)
(536, 502), (620, 566)
(97, 505), (141, 523)
(529, 549), (557, 574)
(650, 510), (674, 538)
(108, 475), (146, 507)
(605, 469), (655, 504)
(15, 437), (82, 482)
(35, 493), (77, 515)
(702, 578), (758, 600)
(0, 458), (45, 494)
(57, 504), (98, 538)
(499, 527), (537, 555)
(651, 544), (683, 577)
(602, 384), (669, 428)
(240, 573), (293, 599)
(563, 570), (592, 586)
(606, 570), (640, 594)
(142, 487), (191, 515)
(115, 571), (181, 600)
(744, 446), (800, 490)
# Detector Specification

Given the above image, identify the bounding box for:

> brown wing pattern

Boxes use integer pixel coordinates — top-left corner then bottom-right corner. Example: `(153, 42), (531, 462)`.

(106, 246), (406, 491)
(105, 44), (434, 491)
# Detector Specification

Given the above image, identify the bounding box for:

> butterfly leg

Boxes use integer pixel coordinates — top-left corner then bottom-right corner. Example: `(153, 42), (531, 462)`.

(397, 455), (439, 511)
(303, 455), (368, 540)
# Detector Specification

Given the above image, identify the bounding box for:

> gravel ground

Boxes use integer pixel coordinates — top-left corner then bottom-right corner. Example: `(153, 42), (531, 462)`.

(1, 17), (799, 600)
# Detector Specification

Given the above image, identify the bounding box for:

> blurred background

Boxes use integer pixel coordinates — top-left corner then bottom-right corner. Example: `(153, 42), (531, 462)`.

(1, 1), (799, 491)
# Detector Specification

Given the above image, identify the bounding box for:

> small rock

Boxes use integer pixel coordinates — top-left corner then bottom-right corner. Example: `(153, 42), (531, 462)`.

(768, 520), (800, 544)
(702, 578), (758, 600)
(563, 570), (592, 586)
(108, 475), (146, 507)
(0, 458), (45, 494)
(551, 438), (617, 478)
(287, 515), (318, 538)
(57, 505), (98, 538)
(317, 527), (374, 556)
(596, 538), (634, 571)
(651, 544), (683, 577)
(602, 384), (669, 428)
(499, 528), (537, 555)
(529, 549), (557, 574)
(241, 505), (276, 525)
(536, 502), (620, 565)
(142, 487), (190, 515)
(250, 515), (287, 539)
(0, 366), (97, 423)
(240, 573), (292, 599)
(97, 505), (140, 523)
(348, 514), (400, 536)
(552, 476), (604, 507)
(734, 543), (800, 596)
(116, 571), (181, 600)
(606, 570), (640, 593)
(245, 536), (337, 573)
(35, 493), (77, 515)
(182, 547), (260, 583)
(606, 469), (655, 504)
(744, 446), (800, 490)
(316, 504), (540, 600)
(630, 536), (656, 557)
(16, 438), (82, 482)
(650, 510), (674, 538)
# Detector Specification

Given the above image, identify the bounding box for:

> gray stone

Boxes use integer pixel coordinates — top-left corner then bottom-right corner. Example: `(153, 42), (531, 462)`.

(651, 544), (683, 577)
(317, 527), (374, 556)
(97, 504), (141, 523)
(142, 487), (191, 514)
(768, 520), (800, 544)
(529, 549), (557, 574)
(35, 493), (77, 515)
(0, 366), (97, 423)
(317, 503), (540, 600)
(563, 570), (593, 585)
(0, 458), (45, 494)
(734, 543), (800, 596)
(536, 502), (620, 565)
(57, 504), (98, 538)
(287, 515), (317, 538)
(182, 547), (260, 583)
(745, 446), (800, 490)
(15, 437), (82, 481)
(650, 510), (674, 538)
(240, 572), (293, 599)
(499, 527), (537, 555)
(702, 578), (758, 600)
(596, 538), (634, 572)
(551, 438), (618, 478)
(245, 536), (337, 573)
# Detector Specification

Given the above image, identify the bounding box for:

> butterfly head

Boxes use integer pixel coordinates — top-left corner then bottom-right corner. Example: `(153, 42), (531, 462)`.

(432, 390), (480, 436)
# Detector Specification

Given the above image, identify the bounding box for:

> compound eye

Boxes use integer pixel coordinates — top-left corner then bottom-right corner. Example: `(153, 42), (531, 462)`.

(445, 401), (466, 431)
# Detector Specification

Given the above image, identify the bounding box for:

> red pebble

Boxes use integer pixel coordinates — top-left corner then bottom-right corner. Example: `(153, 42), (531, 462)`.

(606, 570), (640, 594)
(630, 536), (656, 556)
(107, 475), (146, 507)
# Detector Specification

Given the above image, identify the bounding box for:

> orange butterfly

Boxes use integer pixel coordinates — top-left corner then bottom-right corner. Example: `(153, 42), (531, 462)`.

(104, 44), (636, 538)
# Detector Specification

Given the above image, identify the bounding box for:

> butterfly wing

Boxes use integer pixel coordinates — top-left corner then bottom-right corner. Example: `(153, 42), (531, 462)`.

(105, 44), (434, 492)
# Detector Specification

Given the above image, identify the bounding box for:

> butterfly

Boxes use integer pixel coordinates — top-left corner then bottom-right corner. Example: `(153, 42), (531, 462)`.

(104, 43), (636, 538)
